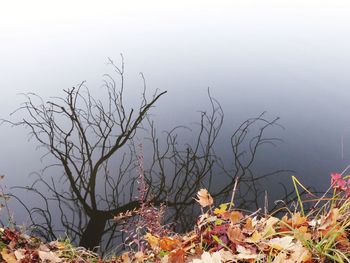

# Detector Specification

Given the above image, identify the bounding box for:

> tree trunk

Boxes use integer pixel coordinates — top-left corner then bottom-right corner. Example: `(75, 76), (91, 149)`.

(79, 214), (109, 251)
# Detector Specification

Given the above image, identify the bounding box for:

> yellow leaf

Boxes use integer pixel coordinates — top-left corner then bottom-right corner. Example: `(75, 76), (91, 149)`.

(214, 203), (228, 215)
(1, 249), (18, 263)
(245, 231), (262, 243)
(145, 233), (159, 250)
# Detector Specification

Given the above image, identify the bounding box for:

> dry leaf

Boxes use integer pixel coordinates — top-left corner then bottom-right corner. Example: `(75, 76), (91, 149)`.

(191, 251), (223, 263)
(159, 236), (180, 251)
(245, 231), (262, 243)
(267, 236), (294, 251)
(1, 249), (17, 263)
(38, 250), (62, 262)
(244, 217), (255, 233)
(14, 249), (26, 260)
(272, 252), (288, 263)
(145, 232), (160, 250)
(195, 189), (213, 207)
(134, 251), (145, 263)
(120, 252), (131, 263)
(227, 226), (245, 244)
(289, 242), (312, 263)
(291, 212), (308, 227)
(236, 244), (259, 260)
(319, 208), (339, 231)
(228, 211), (243, 224)
(168, 248), (185, 263)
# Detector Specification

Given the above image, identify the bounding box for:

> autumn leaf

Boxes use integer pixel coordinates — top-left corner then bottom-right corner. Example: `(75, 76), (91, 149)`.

(1, 248), (17, 263)
(227, 226), (245, 244)
(267, 236), (294, 251)
(289, 242), (312, 263)
(192, 251), (223, 263)
(319, 208), (339, 231)
(145, 232), (160, 250)
(245, 231), (262, 243)
(291, 212), (308, 227)
(214, 203), (228, 215)
(168, 248), (185, 263)
(195, 189), (213, 208)
(159, 236), (180, 251)
(236, 244), (260, 260)
(38, 250), (62, 262)
(244, 217), (255, 233)
(228, 211), (243, 224)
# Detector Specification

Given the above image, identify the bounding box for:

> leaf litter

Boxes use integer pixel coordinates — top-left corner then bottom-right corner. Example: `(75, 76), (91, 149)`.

(0, 175), (350, 262)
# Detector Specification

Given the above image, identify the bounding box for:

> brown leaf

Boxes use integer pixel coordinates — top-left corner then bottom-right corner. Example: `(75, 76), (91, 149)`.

(228, 211), (243, 225)
(227, 226), (245, 244)
(319, 208), (339, 231)
(195, 189), (213, 207)
(244, 217), (255, 232)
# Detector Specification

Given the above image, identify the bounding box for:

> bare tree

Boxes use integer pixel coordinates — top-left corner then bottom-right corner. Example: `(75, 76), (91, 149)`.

(5, 58), (288, 252)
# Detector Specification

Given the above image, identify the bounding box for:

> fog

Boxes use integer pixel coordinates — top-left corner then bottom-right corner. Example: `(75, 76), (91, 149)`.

(1, 0), (350, 225)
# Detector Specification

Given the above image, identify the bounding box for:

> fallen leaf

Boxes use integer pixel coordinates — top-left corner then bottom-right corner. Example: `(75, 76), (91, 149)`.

(1, 249), (18, 263)
(228, 211), (243, 225)
(38, 250), (62, 262)
(14, 248), (26, 260)
(244, 217), (255, 233)
(191, 251), (223, 263)
(236, 244), (259, 260)
(272, 252), (288, 263)
(134, 251), (145, 263)
(145, 232), (160, 250)
(245, 231), (262, 243)
(289, 242), (312, 263)
(168, 248), (185, 263)
(319, 208), (339, 231)
(291, 212), (308, 227)
(120, 252), (131, 263)
(159, 236), (180, 251)
(267, 236), (294, 251)
(227, 226), (245, 244)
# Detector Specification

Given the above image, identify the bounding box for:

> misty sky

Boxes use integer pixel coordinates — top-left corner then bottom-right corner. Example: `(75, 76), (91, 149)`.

(1, 0), (350, 199)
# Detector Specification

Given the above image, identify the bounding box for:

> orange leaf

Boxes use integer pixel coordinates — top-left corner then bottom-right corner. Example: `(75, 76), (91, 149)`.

(159, 236), (180, 251)
(168, 249), (185, 263)
(244, 218), (254, 232)
(229, 211), (243, 225)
